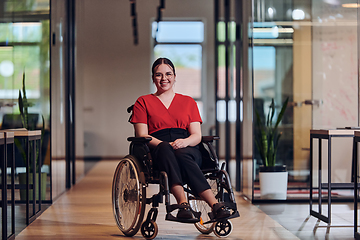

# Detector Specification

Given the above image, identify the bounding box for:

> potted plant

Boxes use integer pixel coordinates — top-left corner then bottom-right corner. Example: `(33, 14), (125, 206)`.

(254, 97), (289, 200)
(16, 72), (46, 201)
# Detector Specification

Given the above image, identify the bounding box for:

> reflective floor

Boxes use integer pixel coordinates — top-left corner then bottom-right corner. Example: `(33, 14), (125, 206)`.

(13, 159), (360, 240)
(258, 202), (357, 240)
(15, 160), (299, 240)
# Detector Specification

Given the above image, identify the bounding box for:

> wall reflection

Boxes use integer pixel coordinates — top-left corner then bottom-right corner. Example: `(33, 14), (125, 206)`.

(50, 0), (67, 199)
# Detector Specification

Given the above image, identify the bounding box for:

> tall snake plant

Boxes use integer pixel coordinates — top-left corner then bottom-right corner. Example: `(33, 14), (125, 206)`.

(254, 97), (289, 167)
(16, 72), (45, 171)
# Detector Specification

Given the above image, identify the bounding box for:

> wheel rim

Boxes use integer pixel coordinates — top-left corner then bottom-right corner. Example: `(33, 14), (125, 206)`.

(214, 220), (233, 238)
(113, 158), (144, 235)
(141, 220), (158, 239)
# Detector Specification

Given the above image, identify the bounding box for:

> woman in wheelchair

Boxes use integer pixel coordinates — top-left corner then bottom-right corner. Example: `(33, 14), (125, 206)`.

(130, 57), (231, 221)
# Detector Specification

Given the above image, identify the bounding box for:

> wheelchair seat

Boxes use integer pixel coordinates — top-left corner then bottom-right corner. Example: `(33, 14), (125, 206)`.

(112, 106), (240, 239)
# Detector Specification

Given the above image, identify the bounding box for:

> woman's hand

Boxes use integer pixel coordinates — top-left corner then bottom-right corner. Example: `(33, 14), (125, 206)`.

(170, 139), (189, 150)
(170, 122), (202, 150)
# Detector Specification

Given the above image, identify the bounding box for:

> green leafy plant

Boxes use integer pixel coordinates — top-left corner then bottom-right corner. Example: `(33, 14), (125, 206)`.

(15, 72), (45, 170)
(254, 97), (289, 167)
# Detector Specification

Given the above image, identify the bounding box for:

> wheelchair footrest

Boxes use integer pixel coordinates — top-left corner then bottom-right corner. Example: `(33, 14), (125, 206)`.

(205, 210), (240, 224)
(165, 203), (201, 223)
(165, 213), (200, 223)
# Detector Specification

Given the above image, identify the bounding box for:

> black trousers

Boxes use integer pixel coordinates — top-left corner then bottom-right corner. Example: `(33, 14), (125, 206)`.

(151, 128), (210, 195)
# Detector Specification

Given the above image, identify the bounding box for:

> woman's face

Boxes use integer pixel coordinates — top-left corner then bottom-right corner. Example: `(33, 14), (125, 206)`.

(152, 63), (176, 93)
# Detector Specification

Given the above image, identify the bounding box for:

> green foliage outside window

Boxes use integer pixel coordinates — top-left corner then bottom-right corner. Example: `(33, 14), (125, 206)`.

(0, 0), (50, 129)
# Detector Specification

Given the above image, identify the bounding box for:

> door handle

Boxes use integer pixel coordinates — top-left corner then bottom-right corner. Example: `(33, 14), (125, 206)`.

(303, 99), (322, 106)
(289, 99), (323, 107)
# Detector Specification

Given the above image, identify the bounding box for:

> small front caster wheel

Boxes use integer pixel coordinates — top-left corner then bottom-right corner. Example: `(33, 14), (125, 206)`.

(214, 219), (233, 238)
(141, 220), (158, 240)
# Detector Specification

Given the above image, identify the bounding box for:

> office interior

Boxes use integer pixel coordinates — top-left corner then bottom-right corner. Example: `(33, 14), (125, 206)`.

(1, 0), (360, 239)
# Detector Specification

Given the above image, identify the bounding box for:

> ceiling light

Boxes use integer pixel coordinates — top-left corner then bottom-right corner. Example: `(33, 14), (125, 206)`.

(342, 3), (360, 8)
(292, 9), (305, 20)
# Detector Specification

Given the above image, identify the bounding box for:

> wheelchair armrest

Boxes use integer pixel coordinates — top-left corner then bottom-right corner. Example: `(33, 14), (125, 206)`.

(127, 137), (152, 143)
(201, 136), (220, 143)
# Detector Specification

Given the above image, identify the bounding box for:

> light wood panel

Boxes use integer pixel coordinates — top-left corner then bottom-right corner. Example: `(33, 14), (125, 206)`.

(16, 160), (298, 240)
(293, 25), (312, 181)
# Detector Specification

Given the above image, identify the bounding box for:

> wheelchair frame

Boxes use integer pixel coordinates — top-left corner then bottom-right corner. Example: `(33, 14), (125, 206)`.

(112, 136), (240, 239)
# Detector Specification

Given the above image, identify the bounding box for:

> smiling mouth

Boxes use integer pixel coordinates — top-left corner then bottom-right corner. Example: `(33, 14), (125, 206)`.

(160, 81), (170, 86)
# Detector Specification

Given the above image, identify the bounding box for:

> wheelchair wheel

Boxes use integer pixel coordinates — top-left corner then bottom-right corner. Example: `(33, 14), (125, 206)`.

(112, 156), (146, 236)
(214, 219), (233, 238)
(141, 220), (158, 240)
(188, 178), (218, 234)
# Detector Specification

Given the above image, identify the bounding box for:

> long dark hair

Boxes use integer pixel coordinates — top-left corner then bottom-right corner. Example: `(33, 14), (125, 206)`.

(151, 57), (176, 76)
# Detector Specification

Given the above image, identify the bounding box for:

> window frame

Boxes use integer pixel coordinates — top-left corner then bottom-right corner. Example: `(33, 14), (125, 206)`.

(151, 19), (206, 120)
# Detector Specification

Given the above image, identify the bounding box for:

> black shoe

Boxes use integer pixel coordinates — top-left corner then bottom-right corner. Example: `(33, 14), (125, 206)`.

(212, 203), (231, 219)
(177, 202), (193, 219)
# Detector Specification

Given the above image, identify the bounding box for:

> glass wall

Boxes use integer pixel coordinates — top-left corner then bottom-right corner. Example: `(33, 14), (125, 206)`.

(0, 0), (51, 235)
(247, 0), (359, 201)
(0, 0), (51, 200)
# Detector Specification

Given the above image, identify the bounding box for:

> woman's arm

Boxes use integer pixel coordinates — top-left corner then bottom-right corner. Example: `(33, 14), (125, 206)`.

(171, 122), (202, 150)
(134, 123), (162, 148)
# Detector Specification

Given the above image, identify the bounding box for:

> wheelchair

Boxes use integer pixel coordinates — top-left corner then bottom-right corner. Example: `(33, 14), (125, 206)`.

(112, 109), (240, 239)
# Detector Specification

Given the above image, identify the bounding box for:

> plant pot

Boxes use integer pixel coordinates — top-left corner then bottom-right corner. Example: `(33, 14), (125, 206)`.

(18, 172), (47, 201)
(259, 165), (288, 200)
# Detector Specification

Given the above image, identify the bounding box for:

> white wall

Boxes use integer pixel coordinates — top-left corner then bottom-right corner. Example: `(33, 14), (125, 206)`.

(76, 0), (215, 157)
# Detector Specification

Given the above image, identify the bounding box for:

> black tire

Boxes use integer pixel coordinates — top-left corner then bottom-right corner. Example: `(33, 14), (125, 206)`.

(141, 220), (158, 240)
(112, 156), (146, 236)
(214, 219), (233, 238)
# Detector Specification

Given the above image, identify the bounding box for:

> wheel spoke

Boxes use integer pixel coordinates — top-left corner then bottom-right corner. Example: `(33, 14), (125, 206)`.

(189, 178), (217, 234)
(113, 157), (145, 236)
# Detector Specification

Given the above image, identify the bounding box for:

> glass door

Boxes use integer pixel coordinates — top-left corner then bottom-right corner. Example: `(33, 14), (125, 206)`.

(310, 1), (358, 193)
(252, 0), (359, 200)
(252, 22), (300, 195)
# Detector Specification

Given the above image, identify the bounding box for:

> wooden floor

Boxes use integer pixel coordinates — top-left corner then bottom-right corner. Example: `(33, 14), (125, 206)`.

(16, 160), (299, 240)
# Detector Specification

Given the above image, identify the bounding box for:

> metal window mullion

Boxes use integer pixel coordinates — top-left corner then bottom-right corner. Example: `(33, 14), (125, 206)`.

(224, 0), (230, 172)
(65, 0), (76, 188)
(214, 0), (220, 155)
(235, 0), (243, 192)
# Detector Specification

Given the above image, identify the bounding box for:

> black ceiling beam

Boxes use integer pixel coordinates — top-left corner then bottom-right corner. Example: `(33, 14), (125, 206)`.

(129, 0), (138, 45)
(156, 0), (165, 22)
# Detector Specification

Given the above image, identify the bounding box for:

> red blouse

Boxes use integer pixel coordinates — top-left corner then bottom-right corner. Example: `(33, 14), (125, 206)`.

(130, 93), (202, 134)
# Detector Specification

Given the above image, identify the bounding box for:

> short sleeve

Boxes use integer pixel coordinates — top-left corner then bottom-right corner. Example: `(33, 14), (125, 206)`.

(189, 98), (202, 124)
(130, 97), (148, 124)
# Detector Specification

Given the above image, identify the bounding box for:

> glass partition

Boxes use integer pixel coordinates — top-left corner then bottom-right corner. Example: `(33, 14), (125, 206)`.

(0, 0), (51, 234)
(251, 0), (359, 201)
(0, 0), (50, 199)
